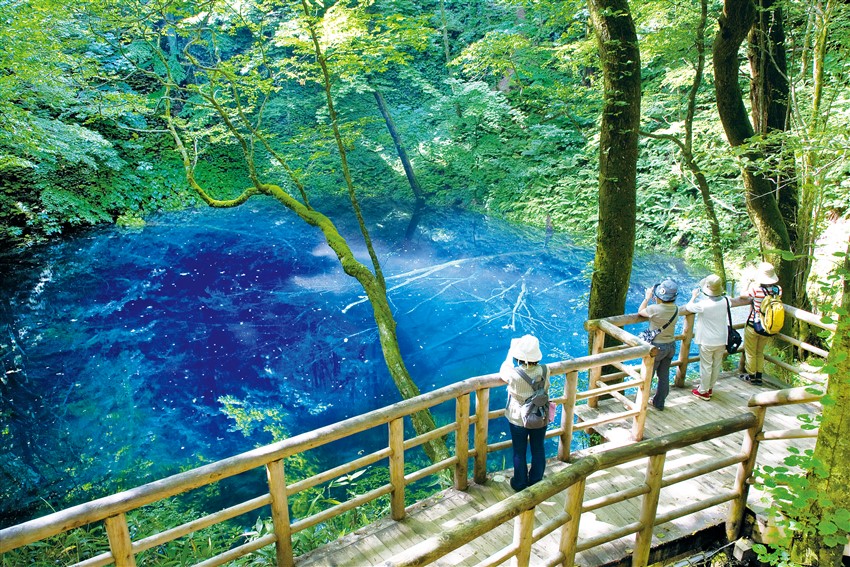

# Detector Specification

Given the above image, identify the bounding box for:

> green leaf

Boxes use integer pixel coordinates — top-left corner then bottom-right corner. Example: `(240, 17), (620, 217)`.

(818, 520), (838, 535)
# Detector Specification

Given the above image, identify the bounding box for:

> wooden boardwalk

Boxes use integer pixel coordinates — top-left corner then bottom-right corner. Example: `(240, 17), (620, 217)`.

(296, 372), (818, 566)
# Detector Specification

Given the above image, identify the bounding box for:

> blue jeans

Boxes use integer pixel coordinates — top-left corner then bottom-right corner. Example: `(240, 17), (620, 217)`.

(508, 422), (546, 491)
(651, 341), (676, 409)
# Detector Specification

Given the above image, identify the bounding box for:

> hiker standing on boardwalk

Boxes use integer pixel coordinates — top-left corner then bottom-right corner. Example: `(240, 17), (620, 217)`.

(740, 262), (783, 386)
(638, 279), (679, 410)
(500, 334), (550, 492)
(685, 275), (728, 401)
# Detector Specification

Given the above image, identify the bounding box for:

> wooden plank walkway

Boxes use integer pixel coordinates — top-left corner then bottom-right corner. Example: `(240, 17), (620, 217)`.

(296, 372), (819, 566)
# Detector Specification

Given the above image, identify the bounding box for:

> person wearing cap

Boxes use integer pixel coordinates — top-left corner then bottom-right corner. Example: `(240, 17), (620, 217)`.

(685, 275), (728, 401)
(739, 262), (782, 386)
(499, 334), (550, 491)
(638, 279), (679, 410)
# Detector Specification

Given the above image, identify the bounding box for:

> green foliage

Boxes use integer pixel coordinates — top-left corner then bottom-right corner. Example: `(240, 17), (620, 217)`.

(0, 498), (242, 567)
(751, 255), (850, 563)
(752, 440), (850, 565)
(0, 0), (174, 248)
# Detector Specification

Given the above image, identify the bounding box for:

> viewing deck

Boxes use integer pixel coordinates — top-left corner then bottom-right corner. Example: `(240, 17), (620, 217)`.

(297, 372), (817, 566)
(0, 299), (831, 567)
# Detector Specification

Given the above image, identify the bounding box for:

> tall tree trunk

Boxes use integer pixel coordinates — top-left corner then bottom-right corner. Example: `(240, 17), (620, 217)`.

(586, 0), (641, 323)
(748, 0), (805, 310)
(793, 0), (837, 351)
(373, 90), (426, 206)
(712, 0), (793, 294)
(790, 244), (850, 565)
(302, 2), (449, 463)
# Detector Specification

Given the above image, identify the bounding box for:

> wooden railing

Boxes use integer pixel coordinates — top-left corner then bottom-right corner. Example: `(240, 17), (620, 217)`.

(0, 345), (653, 566)
(376, 386), (824, 567)
(587, 298), (836, 399)
(1, 300), (831, 567)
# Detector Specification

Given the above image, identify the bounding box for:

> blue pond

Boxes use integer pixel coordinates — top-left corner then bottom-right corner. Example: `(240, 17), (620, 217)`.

(0, 199), (701, 527)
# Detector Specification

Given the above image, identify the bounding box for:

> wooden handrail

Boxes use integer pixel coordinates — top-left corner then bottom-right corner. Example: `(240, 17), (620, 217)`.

(748, 385), (824, 408)
(588, 299), (833, 390)
(1, 301), (830, 566)
(0, 344), (657, 558)
(378, 413), (759, 567)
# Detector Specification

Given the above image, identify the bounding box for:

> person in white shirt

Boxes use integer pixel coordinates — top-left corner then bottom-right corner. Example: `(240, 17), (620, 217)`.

(684, 275), (728, 400)
(499, 335), (549, 491)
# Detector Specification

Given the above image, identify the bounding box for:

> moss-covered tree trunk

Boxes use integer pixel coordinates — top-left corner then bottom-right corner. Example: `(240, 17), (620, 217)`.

(281, 191), (447, 465)
(586, 0), (641, 324)
(790, 246), (850, 565)
(748, 0), (806, 312)
(712, 0), (794, 295)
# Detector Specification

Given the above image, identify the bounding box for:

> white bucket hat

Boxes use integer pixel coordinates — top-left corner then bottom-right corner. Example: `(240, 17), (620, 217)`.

(509, 334), (542, 363)
(700, 274), (724, 297)
(757, 262), (779, 285)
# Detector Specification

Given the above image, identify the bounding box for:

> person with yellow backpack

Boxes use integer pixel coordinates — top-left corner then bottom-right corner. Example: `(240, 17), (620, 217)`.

(740, 262), (784, 386)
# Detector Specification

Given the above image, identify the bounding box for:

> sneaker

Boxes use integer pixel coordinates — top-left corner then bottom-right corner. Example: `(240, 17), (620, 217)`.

(691, 388), (711, 401)
(708, 389), (713, 396)
(739, 374), (752, 382)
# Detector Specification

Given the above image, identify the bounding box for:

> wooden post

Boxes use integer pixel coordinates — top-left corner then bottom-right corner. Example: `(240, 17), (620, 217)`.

(558, 371), (578, 462)
(632, 355), (652, 441)
(455, 393), (471, 490)
(633, 454), (666, 566)
(103, 513), (135, 567)
(560, 478), (586, 567)
(266, 459), (294, 567)
(473, 387), (491, 484)
(588, 328), (606, 408)
(727, 407), (766, 540)
(674, 313), (695, 387)
(513, 508), (535, 567)
(389, 417), (406, 520)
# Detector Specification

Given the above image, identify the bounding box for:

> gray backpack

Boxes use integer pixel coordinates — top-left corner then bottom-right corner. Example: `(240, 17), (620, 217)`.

(515, 365), (549, 429)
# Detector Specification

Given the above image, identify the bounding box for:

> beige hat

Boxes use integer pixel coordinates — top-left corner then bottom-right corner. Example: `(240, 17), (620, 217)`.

(509, 335), (542, 363)
(757, 262), (779, 285)
(700, 274), (724, 297)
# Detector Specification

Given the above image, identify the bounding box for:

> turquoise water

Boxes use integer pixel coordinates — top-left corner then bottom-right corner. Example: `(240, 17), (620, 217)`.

(0, 199), (699, 527)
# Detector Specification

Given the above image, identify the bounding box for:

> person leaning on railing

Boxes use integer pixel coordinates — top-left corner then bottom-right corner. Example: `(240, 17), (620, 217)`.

(638, 278), (679, 411)
(685, 275), (728, 401)
(499, 334), (550, 492)
(738, 262), (782, 386)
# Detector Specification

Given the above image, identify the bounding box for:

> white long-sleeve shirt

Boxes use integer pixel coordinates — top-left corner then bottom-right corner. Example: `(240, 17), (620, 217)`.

(685, 296), (728, 347)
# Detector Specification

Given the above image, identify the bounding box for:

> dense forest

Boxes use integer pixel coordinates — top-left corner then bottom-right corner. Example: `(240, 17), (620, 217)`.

(2, 0), (850, 563)
(2, 0), (845, 267)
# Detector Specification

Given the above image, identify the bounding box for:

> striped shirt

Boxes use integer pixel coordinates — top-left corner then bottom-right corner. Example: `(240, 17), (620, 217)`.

(747, 284), (782, 324)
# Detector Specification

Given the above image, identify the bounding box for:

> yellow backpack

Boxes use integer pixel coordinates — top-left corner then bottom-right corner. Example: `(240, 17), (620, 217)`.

(755, 286), (784, 336)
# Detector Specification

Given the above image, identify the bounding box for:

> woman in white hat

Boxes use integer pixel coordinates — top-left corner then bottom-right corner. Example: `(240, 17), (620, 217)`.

(739, 262), (782, 385)
(499, 334), (550, 491)
(684, 275), (728, 401)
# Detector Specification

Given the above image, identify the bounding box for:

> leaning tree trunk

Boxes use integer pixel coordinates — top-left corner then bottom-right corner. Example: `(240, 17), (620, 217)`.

(712, 0), (794, 294)
(790, 244), (850, 565)
(374, 89), (426, 206)
(586, 0), (641, 326)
